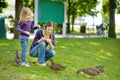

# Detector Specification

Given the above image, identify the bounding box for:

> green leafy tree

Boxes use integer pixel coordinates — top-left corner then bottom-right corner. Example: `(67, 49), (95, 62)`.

(0, 0), (8, 13)
(66, 0), (98, 33)
(13, 0), (99, 38)
(14, 0), (34, 39)
(102, 0), (117, 38)
(23, 0), (34, 11)
(13, 0), (23, 39)
(109, 0), (116, 38)
(102, 0), (109, 25)
(52, 0), (98, 33)
(70, 2), (77, 31)
(116, 0), (120, 13)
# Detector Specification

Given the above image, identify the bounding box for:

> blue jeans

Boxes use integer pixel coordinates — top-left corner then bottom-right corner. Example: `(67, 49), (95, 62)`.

(30, 42), (55, 63)
(20, 39), (28, 63)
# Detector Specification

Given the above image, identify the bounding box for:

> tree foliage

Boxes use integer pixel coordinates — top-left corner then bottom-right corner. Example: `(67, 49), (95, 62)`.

(116, 0), (120, 13)
(108, 0), (116, 38)
(0, 0), (8, 13)
(22, 0), (34, 11)
(13, 0), (23, 39)
(65, 0), (99, 33)
(77, 0), (99, 16)
(48, 0), (98, 33)
(14, 0), (99, 38)
(14, 0), (34, 38)
(102, 0), (109, 25)
(102, 0), (117, 38)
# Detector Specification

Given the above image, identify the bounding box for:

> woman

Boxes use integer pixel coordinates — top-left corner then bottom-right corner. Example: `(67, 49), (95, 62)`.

(29, 21), (55, 66)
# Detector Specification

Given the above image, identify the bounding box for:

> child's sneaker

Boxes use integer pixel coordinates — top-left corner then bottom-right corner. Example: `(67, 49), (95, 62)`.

(21, 62), (30, 67)
(36, 62), (46, 66)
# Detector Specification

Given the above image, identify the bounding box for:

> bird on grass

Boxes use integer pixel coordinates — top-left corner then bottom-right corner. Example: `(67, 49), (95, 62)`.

(49, 58), (66, 72)
(14, 50), (22, 66)
(77, 65), (104, 78)
(95, 65), (104, 73)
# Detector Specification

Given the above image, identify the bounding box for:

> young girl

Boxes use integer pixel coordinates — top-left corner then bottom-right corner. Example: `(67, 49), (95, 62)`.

(17, 7), (40, 67)
(29, 21), (55, 66)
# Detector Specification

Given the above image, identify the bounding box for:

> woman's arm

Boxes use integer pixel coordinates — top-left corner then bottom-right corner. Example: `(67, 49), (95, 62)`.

(37, 37), (46, 43)
(46, 34), (55, 50)
(32, 30), (43, 46)
(46, 39), (55, 50)
(49, 42), (55, 50)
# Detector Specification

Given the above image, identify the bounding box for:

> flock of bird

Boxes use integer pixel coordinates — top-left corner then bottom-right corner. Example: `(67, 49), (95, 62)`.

(14, 50), (104, 78)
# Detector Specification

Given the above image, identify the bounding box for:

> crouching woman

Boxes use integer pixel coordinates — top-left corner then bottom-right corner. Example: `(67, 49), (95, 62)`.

(29, 21), (56, 66)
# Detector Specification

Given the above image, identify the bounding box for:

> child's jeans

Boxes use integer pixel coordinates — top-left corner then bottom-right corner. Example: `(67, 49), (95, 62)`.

(20, 39), (28, 63)
(30, 42), (55, 63)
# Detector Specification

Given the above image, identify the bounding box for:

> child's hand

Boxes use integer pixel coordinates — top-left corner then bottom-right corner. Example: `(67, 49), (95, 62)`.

(24, 31), (30, 36)
(37, 25), (41, 29)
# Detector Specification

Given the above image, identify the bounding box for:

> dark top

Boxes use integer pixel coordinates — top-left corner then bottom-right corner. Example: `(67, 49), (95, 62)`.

(30, 30), (55, 50)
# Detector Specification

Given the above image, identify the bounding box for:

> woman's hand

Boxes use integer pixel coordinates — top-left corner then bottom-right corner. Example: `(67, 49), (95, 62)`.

(46, 39), (55, 50)
(38, 37), (46, 43)
(46, 39), (51, 44)
(41, 37), (46, 41)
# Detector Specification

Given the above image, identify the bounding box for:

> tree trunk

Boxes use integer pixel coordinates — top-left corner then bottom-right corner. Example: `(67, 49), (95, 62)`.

(13, 0), (23, 39)
(67, 0), (71, 33)
(71, 14), (74, 32)
(108, 0), (116, 38)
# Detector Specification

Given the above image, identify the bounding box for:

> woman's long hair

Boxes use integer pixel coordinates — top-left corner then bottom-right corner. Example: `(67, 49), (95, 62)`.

(44, 21), (54, 40)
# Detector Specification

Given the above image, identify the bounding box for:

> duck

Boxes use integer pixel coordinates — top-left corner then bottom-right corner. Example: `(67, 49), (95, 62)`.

(77, 65), (104, 78)
(14, 50), (22, 66)
(95, 65), (104, 73)
(49, 58), (66, 72)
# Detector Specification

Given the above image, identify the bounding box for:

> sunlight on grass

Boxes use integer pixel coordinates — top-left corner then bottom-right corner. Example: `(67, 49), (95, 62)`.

(30, 74), (38, 79)
(95, 49), (113, 60)
(0, 43), (9, 46)
(59, 45), (66, 49)
(90, 42), (100, 46)
(0, 38), (120, 80)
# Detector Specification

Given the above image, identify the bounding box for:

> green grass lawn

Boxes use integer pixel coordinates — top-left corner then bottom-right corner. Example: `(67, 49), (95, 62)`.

(0, 38), (120, 80)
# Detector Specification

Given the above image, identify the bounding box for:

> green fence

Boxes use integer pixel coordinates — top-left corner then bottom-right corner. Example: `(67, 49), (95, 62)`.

(0, 18), (6, 39)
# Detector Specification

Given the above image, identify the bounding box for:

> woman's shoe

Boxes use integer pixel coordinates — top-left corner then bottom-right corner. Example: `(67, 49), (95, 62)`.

(36, 62), (46, 66)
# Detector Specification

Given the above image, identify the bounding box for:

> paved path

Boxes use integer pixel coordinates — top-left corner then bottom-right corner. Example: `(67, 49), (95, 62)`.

(6, 33), (120, 39)
(29, 34), (120, 39)
(55, 34), (120, 38)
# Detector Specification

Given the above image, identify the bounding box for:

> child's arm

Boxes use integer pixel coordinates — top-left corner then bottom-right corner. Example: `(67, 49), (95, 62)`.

(17, 21), (30, 36)
(31, 24), (41, 30)
(17, 24), (25, 34)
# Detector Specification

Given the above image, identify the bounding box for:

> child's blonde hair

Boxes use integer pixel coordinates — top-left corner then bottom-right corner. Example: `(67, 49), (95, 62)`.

(19, 7), (33, 21)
